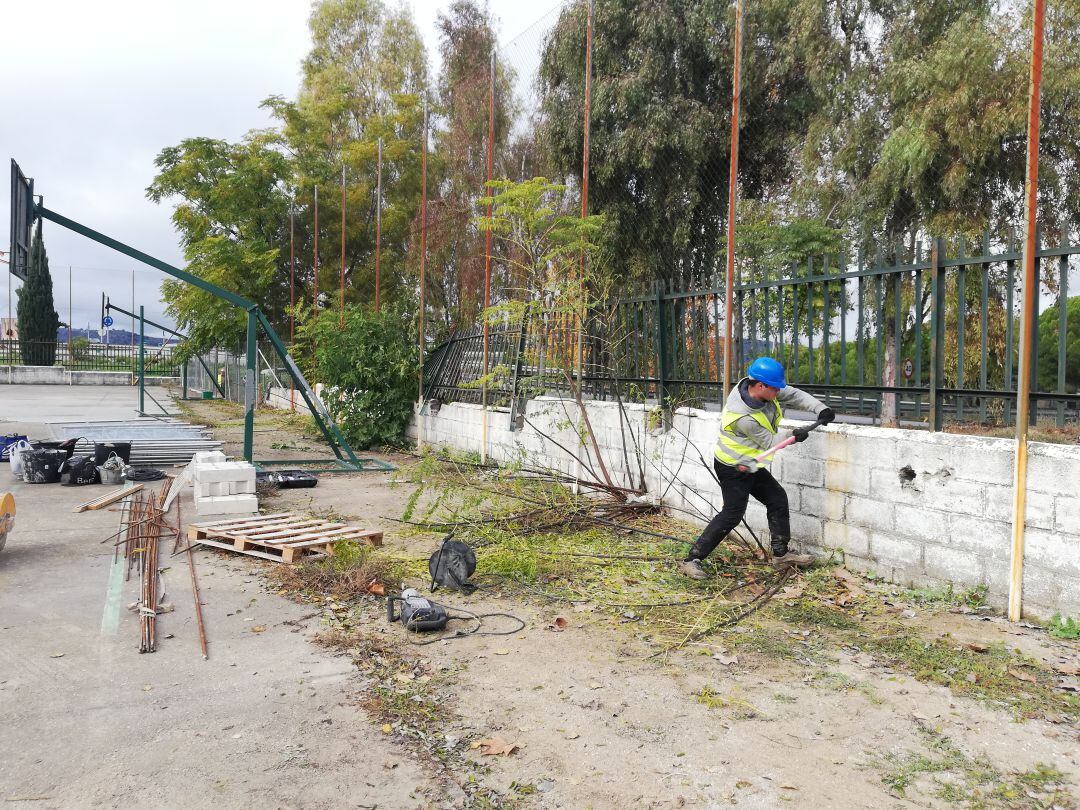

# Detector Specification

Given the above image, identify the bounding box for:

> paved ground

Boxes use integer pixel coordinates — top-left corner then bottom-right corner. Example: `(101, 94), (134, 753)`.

(1, 383), (176, 425)
(0, 386), (434, 808)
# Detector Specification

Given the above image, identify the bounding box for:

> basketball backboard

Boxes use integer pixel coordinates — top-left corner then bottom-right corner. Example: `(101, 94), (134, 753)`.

(9, 159), (35, 281)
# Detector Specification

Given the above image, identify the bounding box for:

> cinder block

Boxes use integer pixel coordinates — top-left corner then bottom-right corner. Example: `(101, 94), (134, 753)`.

(1021, 563), (1062, 616)
(1027, 451), (1080, 497)
(776, 456), (825, 487)
(923, 543), (987, 585)
(893, 503), (951, 544)
(824, 459), (872, 496)
(799, 486), (844, 521)
(194, 462), (256, 485)
(846, 495), (893, 531)
(789, 513), (823, 544)
(1023, 528), (1080, 576)
(983, 485), (1054, 529)
(823, 520), (871, 557)
(918, 477), (986, 517)
(1055, 495), (1080, 535)
(194, 494), (258, 516)
(947, 515), (1010, 558)
(869, 532), (924, 567)
(192, 450), (226, 465)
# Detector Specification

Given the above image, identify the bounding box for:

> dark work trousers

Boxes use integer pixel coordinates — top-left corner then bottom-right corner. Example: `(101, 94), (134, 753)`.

(688, 459), (791, 561)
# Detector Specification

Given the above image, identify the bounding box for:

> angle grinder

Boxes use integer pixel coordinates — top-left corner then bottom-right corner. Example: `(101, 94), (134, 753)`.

(386, 588), (450, 632)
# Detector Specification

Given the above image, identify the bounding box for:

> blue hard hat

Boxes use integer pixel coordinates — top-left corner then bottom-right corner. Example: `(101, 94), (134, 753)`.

(748, 356), (786, 389)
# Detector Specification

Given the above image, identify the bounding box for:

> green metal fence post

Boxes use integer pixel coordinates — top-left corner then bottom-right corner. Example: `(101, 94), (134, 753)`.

(244, 307), (257, 461)
(929, 239), (946, 431)
(138, 306), (145, 415)
(653, 282), (669, 418)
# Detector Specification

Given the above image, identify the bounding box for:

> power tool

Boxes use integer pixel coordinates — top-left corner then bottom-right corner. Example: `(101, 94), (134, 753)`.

(386, 588), (450, 632)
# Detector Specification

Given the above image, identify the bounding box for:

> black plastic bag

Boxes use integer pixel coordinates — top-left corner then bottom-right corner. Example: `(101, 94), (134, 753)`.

(62, 454), (99, 486)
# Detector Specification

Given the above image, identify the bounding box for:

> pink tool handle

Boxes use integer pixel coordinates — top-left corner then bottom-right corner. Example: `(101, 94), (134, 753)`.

(753, 435), (796, 463)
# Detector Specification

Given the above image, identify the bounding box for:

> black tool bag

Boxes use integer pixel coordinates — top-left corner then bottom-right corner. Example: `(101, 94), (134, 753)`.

(428, 536), (477, 593)
(62, 454), (99, 486)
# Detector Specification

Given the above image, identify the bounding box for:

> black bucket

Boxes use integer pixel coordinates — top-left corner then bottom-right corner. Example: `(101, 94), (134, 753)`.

(23, 449), (65, 484)
(94, 442), (132, 466)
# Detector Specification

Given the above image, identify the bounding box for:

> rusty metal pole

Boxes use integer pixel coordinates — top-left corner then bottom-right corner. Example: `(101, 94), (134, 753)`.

(376, 137), (383, 312)
(418, 100), (428, 450)
(313, 185), (319, 315)
(573, 0), (594, 493)
(481, 49), (496, 464)
(340, 164), (346, 329)
(723, 0), (743, 397)
(289, 207), (296, 411)
(1009, 0), (1046, 623)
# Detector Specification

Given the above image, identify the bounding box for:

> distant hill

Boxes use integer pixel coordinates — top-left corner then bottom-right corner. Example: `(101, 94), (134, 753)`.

(56, 327), (178, 348)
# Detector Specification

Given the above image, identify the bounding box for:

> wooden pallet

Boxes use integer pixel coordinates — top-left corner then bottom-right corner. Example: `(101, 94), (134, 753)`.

(188, 512), (382, 563)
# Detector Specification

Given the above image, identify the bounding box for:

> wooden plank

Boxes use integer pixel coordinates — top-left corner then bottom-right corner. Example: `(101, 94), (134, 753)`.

(75, 484), (145, 513)
(269, 526), (370, 545)
(193, 536), (324, 563)
(232, 520), (332, 540)
(191, 512), (296, 530)
(275, 528), (383, 547)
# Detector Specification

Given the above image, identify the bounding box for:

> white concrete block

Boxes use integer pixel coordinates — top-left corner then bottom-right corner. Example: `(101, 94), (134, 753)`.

(192, 450), (227, 465)
(1024, 528), (1080, 577)
(799, 486), (844, 521)
(1027, 450), (1080, 497)
(195, 494), (258, 516)
(846, 495), (893, 531)
(947, 515), (1010, 558)
(823, 520), (871, 557)
(869, 532), (924, 567)
(923, 543), (987, 585)
(893, 503), (951, 544)
(789, 513), (823, 544)
(983, 485), (1054, 529)
(1055, 495), (1080, 535)
(776, 456), (825, 487)
(824, 459), (872, 496)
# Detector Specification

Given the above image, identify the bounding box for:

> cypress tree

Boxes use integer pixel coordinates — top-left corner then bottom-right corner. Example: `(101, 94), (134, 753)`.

(16, 221), (60, 366)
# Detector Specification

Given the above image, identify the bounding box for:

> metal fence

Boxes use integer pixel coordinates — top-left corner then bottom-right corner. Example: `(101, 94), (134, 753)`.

(0, 339), (181, 377)
(423, 234), (1080, 429)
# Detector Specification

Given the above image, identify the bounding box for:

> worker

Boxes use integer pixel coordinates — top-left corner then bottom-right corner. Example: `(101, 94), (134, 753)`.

(678, 356), (834, 580)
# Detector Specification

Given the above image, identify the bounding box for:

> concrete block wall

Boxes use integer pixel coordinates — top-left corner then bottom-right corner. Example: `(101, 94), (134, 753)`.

(1, 367), (178, 385)
(409, 398), (1080, 618)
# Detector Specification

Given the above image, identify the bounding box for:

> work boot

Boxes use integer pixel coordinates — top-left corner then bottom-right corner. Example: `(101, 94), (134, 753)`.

(770, 538), (814, 568)
(678, 559), (708, 580)
(770, 550), (815, 568)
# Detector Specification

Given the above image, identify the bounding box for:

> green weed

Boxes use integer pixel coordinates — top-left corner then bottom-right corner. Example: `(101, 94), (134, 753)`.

(1048, 614), (1080, 640)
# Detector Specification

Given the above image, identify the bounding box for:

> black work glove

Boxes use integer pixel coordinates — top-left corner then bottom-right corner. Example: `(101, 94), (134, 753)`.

(818, 407), (836, 424)
(792, 427), (810, 443)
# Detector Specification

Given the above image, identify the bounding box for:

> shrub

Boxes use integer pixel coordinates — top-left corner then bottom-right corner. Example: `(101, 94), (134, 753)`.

(294, 306), (418, 449)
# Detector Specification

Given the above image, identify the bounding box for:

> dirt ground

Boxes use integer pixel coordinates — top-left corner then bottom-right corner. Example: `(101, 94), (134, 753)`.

(2, 390), (1076, 809)
(173, 397), (1078, 809)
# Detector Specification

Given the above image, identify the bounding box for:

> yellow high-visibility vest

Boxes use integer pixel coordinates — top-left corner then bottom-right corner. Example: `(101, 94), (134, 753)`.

(714, 400), (783, 467)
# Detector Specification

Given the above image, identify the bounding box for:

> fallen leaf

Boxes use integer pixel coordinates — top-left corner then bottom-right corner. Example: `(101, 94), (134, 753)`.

(469, 741), (481, 750)
(712, 653), (739, 666)
(778, 582), (805, 599)
(381, 724), (392, 734)
(735, 780), (752, 789)
(781, 785), (799, 791)
(831, 567), (866, 598)
(478, 736), (520, 756)
(964, 643), (989, 653)
(49, 653), (65, 659)
(1054, 663), (1080, 676)
(547, 617), (568, 632)
(495, 649), (510, 656)
(251, 625), (266, 634)
(588, 682), (603, 690)
(565, 732), (580, 740)
(366, 581), (385, 597)
(1008, 668), (1038, 684)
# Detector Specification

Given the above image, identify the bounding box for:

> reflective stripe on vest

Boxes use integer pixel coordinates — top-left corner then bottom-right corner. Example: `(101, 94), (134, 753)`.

(714, 400), (783, 466)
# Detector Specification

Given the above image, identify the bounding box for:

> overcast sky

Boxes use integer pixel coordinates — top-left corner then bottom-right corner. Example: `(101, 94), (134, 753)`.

(1, 0), (561, 337)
